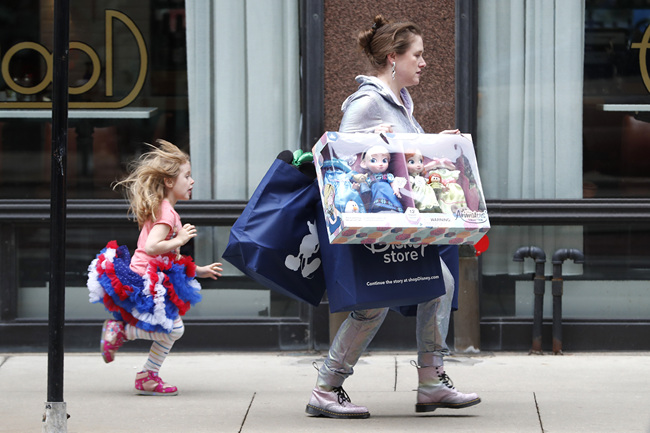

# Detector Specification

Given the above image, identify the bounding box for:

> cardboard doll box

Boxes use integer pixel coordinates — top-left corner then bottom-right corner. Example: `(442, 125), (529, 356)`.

(312, 131), (490, 245)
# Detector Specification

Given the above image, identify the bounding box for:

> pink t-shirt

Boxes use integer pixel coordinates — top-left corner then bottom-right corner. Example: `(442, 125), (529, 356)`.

(129, 199), (182, 276)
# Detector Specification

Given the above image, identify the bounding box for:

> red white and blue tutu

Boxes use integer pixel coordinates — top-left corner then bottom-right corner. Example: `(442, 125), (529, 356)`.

(87, 240), (202, 334)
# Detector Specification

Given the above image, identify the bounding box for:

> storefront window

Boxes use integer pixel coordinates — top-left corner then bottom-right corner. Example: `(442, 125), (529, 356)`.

(0, 0), (189, 199)
(3, 0), (303, 321)
(477, 1), (584, 278)
(584, 0), (650, 198)
(477, 1), (650, 321)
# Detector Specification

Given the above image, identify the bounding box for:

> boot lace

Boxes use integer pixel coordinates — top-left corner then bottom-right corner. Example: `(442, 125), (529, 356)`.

(332, 386), (352, 405)
(311, 362), (353, 405)
(438, 371), (455, 389)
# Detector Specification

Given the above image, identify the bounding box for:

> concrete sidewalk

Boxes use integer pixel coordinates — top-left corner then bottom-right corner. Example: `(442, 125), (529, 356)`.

(1, 351), (649, 432)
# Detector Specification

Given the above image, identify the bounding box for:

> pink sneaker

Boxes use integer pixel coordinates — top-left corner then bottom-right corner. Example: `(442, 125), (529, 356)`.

(135, 370), (178, 396)
(100, 319), (125, 363)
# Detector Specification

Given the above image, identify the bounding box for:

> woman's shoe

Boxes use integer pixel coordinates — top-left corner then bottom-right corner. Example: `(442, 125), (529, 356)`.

(413, 362), (481, 412)
(305, 386), (370, 418)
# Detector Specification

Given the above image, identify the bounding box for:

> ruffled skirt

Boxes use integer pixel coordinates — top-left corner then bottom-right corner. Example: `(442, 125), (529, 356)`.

(87, 240), (202, 334)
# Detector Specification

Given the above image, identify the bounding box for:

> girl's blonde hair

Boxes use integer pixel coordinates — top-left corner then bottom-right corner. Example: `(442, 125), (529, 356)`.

(114, 139), (190, 228)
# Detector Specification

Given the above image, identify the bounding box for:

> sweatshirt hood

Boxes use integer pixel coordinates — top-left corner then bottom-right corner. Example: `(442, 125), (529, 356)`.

(341, 75), (413, 115)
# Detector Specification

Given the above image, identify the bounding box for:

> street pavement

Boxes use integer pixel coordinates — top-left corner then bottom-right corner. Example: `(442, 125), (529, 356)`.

(1, 350), (649, 432)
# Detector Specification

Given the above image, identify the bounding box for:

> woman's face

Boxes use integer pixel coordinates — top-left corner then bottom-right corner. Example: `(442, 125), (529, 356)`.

(394, 35), (426, 87)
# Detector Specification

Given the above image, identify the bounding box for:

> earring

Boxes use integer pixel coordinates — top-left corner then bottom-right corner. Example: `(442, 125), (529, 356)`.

(391, 62), (396, 80)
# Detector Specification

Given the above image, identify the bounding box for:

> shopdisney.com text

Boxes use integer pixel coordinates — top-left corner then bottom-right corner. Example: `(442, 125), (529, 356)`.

(366, 275), (439, 287)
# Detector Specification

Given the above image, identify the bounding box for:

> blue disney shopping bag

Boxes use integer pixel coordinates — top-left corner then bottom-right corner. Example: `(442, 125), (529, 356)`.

(223, 157), (326, 306)
(315, 209), (446, 313)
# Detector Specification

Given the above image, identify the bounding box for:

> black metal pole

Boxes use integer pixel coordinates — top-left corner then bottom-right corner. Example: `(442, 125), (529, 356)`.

(512, 246), (546, 354)
(550, 248), (585, 355)
(532, 260), (546, 354)
(551, 262), (563, 355)
(48, 0), (69, 405)
(455, 0), (478, 138)
(299, 0), (324, 151)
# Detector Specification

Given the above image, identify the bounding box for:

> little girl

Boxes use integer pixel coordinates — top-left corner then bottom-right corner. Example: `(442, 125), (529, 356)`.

(87, 140), (222, 396)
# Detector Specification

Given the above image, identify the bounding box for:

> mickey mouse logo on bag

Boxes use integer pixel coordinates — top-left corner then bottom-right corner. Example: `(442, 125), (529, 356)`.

(285, 220), (321, 278)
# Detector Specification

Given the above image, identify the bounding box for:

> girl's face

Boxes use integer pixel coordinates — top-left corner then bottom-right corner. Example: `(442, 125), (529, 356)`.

(394, 34), (426, 88)
(363, 152), (390, 174)
(406, 152), (424, 175)
(167, 161), (194, 202)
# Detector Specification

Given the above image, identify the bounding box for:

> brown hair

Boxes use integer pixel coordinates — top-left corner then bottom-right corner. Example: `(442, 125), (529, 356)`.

(357, 14), (422, 70)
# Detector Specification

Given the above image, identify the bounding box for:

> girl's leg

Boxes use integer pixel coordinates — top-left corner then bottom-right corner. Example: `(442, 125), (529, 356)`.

(125, 317), (185, 372)
(414, 258), (480, 412)
(125, 317), (184, 396)
(306, 307), (388, 419)
(100, 319), (127, 363)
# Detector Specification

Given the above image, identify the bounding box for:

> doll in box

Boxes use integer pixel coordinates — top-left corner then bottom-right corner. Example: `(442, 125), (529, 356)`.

(424, 157), (467, 214)
(454, 144), (486, 212)
(322, 183), (342, 235)
(322, 158), (366, 214)
(404, 148), (443, 213)
(351, 144), (404, 213)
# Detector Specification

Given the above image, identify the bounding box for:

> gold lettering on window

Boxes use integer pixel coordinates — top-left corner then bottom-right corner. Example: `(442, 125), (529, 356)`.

(631, 24), (650, 94)
(0, 9), (148, 109)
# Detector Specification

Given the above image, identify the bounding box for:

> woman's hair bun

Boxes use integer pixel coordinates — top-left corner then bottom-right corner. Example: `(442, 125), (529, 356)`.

(359, 14), (390, 55)
(371, 14), (389, 31)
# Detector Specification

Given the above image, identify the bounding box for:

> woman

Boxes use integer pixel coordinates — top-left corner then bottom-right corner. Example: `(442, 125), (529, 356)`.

(305, 15), (480, 418)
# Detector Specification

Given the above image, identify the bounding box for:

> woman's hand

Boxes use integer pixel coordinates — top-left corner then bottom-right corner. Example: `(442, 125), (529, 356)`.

(439, 129), (460, 135)
(196, 262), (223, 280)
(374, 123), (394, 134)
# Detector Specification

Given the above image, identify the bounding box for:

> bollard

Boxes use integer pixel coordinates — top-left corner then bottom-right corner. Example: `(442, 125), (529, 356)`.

(42, 402), (68, 433)
(551, 248), (585, 355)
(512, 246), (546, 355)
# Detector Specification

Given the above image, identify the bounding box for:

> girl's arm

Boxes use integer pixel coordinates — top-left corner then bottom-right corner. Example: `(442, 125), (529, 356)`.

(196, 262), (223, 280)
(144, 223), (197, 256)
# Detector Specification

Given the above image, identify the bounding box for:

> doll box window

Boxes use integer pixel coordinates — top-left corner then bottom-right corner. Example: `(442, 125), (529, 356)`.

(312, 132), (490, 245)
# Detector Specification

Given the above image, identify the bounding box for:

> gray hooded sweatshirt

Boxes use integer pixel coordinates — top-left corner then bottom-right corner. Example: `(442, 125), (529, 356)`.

(339, 75), (425, 134)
